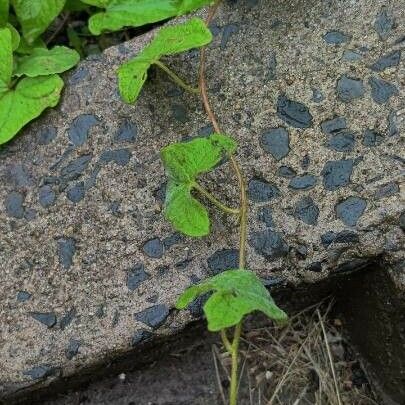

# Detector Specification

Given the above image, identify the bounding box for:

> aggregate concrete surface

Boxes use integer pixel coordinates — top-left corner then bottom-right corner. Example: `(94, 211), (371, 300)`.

(0, 0), (403, 401)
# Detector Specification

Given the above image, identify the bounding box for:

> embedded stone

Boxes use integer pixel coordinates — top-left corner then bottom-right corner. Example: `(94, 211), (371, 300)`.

(342, 50), (362, 62)
(387, 111), (398, 136)
(65, 339), (81, 360)
(375, 182), (399, 199)
(66, 182), (86, 203)
(6, 164), (33, 188)
(363, 129), (383, 146)
(311, 88), (324, 103)
(321, 159), (354, 191)
(60, 155), (92, 182)
(115, 120), (138, 143)
(57, 237), (76, 270)
(4, 192), (24, 219)
(68, 114), (99, 146)
(268, 53), (277, 80)
(30, 312), (57, 328)
(323, 31), (350, 44)
(100, 149), (131, 166)
(294, 197), (319, 225)
(289, 175), (317, 190)
(248, 178), (280, 202)
(131, 330), (153, 346)
(38, 185), (56, 208)
(60, 308), (77, 330)
(307, 262), (322, 272)
(23, 366), (57, 380)
(134, 304), (169, 329)
(369, 76), (398, 104)
(277, 166), (296, 178)
(370, 50), (401, 72)
(336, 75), (365, 102)
(127, 264), (150, 291)
(326, 131), (355, 151)
(335, 196), (367, 226)
(257, 206), (274, 228)
(16, 291), (32, 302)
(321, 117), (347, 134)
(374, 6), (395, 40)
(38, 127), (57, 145)
(221, 23), (238, 49)
(260, 127), (290, 161)
(171, 104), (188, 122)
(207, 249), (239, 275)
(276, 95), (313, 128)
(142, 238), (164, 259)
(250, 229), (288, 260)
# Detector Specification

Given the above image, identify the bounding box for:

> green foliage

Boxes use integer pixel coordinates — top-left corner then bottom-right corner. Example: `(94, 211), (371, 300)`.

(161, 133), (237, 236)
(0, 0), (9, 26)
(118, 17), (212, 103)
(176, 269), (288, 331)
(0, 27), (12, 92)
(14, 46), (80, 77)
(6, 23), (20, 50)
(84, 0), (213, 35)
(11, 0), (66, 43)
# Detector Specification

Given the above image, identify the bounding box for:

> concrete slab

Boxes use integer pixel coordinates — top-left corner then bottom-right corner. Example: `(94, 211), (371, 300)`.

(0, 0), (403, 401)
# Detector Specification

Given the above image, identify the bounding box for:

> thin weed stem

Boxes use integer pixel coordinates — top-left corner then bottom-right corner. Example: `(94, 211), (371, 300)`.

(194, 182), (239, 215)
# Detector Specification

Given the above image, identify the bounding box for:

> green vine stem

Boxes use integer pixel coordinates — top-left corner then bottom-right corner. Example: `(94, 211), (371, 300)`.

(193, 182), (240, 215)
(199, 2), (248, 404)
(154, 60), (200, 94)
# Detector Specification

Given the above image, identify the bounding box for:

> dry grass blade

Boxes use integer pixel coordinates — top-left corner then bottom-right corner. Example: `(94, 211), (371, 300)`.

(212, 344), (227, 405)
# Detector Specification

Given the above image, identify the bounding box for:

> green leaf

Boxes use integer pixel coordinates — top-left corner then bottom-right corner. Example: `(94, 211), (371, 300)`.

(14, 46), (80, 77)
(64, 0), (90, 11)
(0, 74), (63, 145)
(6, 23), (21, 50)
(87, 0), (213, 35)
(161, 133), (237, 236)
(0, 27), (12, 87)
(118, 17), (212, 103)
(0, 0), (9, 25)
(11, 0), (66, 43)
(176, 269), (288, 331)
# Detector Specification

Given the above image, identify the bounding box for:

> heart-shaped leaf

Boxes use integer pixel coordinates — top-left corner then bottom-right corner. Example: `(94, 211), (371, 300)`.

(11, 0), (66, 43)
(118, 17), (212, 103)
(176, 269), (288, 331)
(0, 74), (63, 145)
(14, 46), (80, 77)
(161, 133), (237, 236)
(85, 0), (213, 35)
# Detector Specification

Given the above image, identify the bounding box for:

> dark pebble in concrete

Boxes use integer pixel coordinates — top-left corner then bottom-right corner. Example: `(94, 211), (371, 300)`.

(4, 191), (24, 218)
(321, 231), (337, 247)
(60, 308), (77, 330)
(336, 196), (367, 226)
(342, 50), (362, 62)
(95, 305), (105, 318)
(221, 23), (238, 49)
(132, 330), (153, 346)
(24, 208), (37, 221)
(188, 293), (210, 318)
(57, 237), (76, 269)
(115, 120), (138, 143)
(171, 104), (188, 123)
(250, 229), (288, 260)
(294, 196), (319, 225)
(363, 129), (383, 146)
(66, 182), (85, 203)
(370, 50), (401, 72)
(109, 201), (120, 216)
(301, 155), (310, 170)
(326, 131), (355, 151)
(134, 304), (169, 329)
(248, 178), (280, 202)
(38, 127), (57, 145)
(321, 117), (347, 134)
(65, 339), (81, 360)
(260, 127), (290, 160)
(30, 312), (57, 328)
(335, 259), (370, 273)
(399, 212), (405, 231)
(289, 175), (317, 190)
(68, 114), (99, 146)
(60, 155), (92, 182)
(336, 75), (365, 102)
(100, 149), (131, 166)
(69, 66), (89, 85)
(142, 238), (164, 259)
(311, 88), (324, 103)
(387, 111), (398, 136)
(163, 233), (183, 249)
(277, 95), (313, 128)
(369, 76), (398, 104)
(321, 159), (354, 191)
(375, 182), (399, 199)
(38, 185), (56, 208)
(335, 230), (359, 243)
(7, 163), (32, 188)
(127, 263), (150, 291)
(17, 291), (32, 302)
(277, 166), (296, 178)
(268, 53), (277, 80)
(257, 206), (274, 228)
(207, 249), (239, 275)
(23, 365), (57, 380)
(323, 31), (350, 44)
(307, 262), (322, 272)
(374, 6), (395, 40)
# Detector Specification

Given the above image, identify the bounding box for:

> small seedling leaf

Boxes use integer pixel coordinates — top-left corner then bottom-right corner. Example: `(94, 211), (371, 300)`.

(118, 17), (212, 103)
(11, 0), (66, 43)
(176, 269), (288, 331)
(0, 27), (12, 88)
(87, 0), (213, 35)
(161, 133), (237, 236)
(0, 74), (63, 145)
(14, 46), (80, 77)
(15, 36), (46, 55)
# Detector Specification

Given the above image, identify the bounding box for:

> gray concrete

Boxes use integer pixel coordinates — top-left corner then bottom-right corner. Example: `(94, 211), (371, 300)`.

(0, 0), (403, 401)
